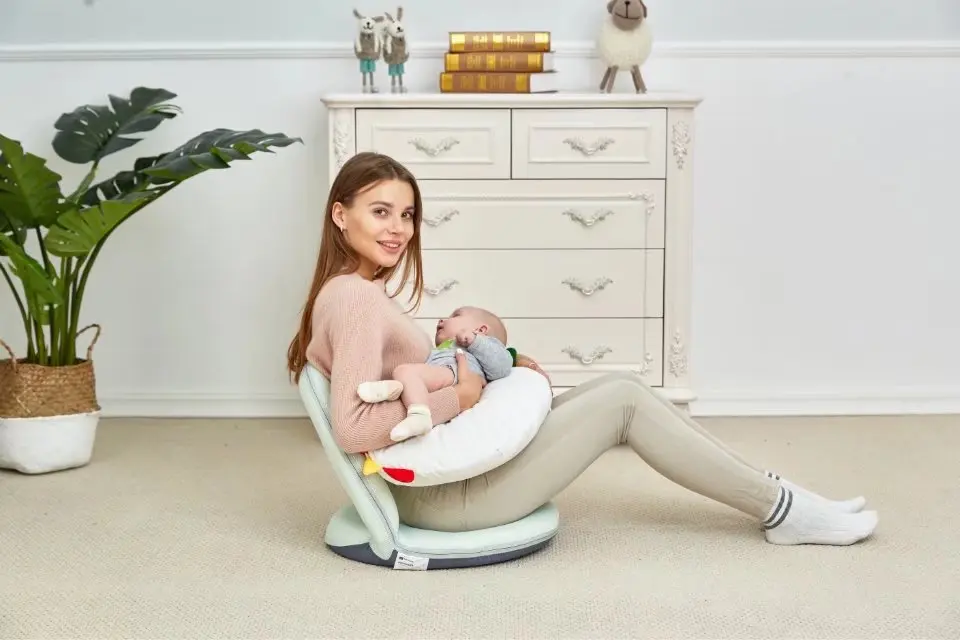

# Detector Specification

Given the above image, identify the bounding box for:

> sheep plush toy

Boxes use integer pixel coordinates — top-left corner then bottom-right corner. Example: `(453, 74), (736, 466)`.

(597, 0), (652, 93)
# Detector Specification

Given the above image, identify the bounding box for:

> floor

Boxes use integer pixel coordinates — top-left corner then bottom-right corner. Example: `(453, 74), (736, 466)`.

(1, 415), (958, 639)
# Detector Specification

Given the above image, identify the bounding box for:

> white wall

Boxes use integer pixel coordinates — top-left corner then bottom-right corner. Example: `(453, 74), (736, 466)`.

(1, 1), (959, 416)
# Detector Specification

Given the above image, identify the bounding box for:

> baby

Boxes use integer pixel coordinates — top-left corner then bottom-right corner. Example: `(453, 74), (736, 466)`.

(357, 306), (514, 441)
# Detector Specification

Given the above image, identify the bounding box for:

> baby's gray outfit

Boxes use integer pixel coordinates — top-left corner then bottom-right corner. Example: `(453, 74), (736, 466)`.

(425, 334), (514, 384)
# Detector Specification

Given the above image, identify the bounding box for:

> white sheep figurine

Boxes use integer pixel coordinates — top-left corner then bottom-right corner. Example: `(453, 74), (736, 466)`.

(597, 0), (652, 93)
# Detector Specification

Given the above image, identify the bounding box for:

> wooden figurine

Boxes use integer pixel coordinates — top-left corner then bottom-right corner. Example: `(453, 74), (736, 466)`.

(597, 0), (652, 93)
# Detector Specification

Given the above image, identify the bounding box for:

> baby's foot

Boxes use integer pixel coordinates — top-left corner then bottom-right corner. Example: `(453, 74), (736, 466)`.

(357, 380), (403, 403)
(390, 404), (433, 441)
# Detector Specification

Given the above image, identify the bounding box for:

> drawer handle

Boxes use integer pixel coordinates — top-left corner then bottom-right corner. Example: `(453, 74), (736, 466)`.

(409, 137), (460, 157)
(424, 279), (458, 296)
(423, 209), (460, 227)
(562, 345), (612, 365)
(562, 277), (613, 296)
(563, 136), (615, 157)
(562, 208), (615, 227)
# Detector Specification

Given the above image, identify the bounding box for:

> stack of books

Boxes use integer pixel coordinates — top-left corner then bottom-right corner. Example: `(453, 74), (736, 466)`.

(439, 31), (557, 94)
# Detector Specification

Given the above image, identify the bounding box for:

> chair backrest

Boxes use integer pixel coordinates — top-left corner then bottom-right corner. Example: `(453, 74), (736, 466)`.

(298, 364), (399, 558)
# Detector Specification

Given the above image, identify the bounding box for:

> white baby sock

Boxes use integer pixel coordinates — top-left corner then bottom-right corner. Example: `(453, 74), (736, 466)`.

(357, 380), (403, 403)
(763, 483), (878, 546)
(389, 404), (433, 442)
(765, 470), (866, 513)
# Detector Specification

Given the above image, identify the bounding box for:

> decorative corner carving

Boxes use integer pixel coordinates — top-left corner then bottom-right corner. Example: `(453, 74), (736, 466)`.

(668, 328), (688, 378)
(633, 191), (656, 217)
(332, 111), (354, 170)
(632, 352), (655, 377)
(671, 121), (690, 170)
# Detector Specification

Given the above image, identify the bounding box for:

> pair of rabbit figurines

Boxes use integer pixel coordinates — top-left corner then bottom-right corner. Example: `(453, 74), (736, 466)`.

(353, 7), (409, 93)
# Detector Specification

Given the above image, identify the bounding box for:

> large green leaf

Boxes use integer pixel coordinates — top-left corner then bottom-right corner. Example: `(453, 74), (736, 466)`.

(0, 135), (68, 228)
(141, 129), (302, 181)
(0, 233), (63, 307)
(0, 215), (27, 257)
(52, 87), (181, 165)
(78, 153), (168, 206)
(44, 194), (154, 257)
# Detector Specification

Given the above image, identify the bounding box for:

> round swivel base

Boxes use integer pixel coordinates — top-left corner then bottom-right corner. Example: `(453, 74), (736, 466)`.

(324, 502), (560, 570)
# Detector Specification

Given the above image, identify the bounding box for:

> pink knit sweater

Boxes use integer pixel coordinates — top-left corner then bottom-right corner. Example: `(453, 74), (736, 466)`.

(306, 272), (461, 453)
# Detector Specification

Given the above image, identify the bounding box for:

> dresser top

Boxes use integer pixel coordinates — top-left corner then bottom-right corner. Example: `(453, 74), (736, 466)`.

(321, 91), (702, 109)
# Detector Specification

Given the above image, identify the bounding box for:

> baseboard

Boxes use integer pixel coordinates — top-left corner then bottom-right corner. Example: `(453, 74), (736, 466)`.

(97, 386), (960, 419)
(2, 40), (958, 62)
(691, 387), (960, 416)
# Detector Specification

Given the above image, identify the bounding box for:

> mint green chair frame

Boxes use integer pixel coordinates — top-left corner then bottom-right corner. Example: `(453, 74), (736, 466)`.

(298, 364), (560, 569)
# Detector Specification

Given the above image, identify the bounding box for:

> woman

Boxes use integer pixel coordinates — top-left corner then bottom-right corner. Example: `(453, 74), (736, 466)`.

(287, 152), (878, 546)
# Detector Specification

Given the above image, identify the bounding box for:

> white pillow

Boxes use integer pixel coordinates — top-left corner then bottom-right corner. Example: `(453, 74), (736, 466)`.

(362, 367), (552, 487)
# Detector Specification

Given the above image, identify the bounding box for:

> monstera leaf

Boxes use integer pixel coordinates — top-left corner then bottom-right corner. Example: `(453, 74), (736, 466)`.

(44, 195), (153, 257)
(52, 87), (181, 165)
(0, 135), (68, 229)
(77, 129), (302, 206)
(78, 153), (166, 206)
(142, 128), (302, 181)
(0, 233), (63, 308)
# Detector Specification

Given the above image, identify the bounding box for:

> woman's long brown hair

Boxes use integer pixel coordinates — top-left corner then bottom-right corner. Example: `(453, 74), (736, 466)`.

(286, 151), (424, 383)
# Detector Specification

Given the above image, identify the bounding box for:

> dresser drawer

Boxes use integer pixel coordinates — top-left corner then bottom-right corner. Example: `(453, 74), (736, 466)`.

(417, 179), (665, 250)
(511, 108), (667, 179)
(414, 317), (664, 387)
(355, 108), (511, 179)
(394, 249), (664, 318)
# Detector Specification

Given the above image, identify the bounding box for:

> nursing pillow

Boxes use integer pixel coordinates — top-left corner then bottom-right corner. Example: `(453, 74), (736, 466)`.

(362, 366), (552, 486)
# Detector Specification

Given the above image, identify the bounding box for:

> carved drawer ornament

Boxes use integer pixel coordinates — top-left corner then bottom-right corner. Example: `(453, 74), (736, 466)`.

(408, 137), (460, 157)
(423, 209), (460, 227)
(561, 208), (615, 227)
(424, 279), (458, 296)
(332, 112), (354, 170)
(563, 136), (615, 157)
(562, 345), (612, 365)
(561, 277), (613, 296)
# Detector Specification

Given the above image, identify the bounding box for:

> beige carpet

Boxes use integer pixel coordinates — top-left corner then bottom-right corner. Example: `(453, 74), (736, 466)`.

(1, 415), (957, 639)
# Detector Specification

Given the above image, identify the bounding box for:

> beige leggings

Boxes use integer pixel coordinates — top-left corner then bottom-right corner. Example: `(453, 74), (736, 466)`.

(389, 372), (781, 532)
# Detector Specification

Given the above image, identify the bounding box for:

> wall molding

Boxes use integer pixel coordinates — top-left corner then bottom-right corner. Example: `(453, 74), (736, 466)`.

(2, 40), (959, 62)
(97, 387), (960, 419)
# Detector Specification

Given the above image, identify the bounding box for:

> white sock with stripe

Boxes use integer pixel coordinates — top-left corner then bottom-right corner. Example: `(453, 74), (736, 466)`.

(763, 483), (879, 546)
(765, 470), (866, 513)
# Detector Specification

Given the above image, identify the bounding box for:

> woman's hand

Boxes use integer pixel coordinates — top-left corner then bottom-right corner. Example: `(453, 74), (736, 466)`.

(453, 349), (485, 410)
(514, 352), (551, 385)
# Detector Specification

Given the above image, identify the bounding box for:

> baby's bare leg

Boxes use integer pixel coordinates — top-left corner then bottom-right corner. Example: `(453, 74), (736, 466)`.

(393, 363), (455, 408)
(389, 363), (456, 442)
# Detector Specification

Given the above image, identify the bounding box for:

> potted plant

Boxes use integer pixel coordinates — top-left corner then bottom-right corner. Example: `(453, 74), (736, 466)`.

(0, 87), (300, 474)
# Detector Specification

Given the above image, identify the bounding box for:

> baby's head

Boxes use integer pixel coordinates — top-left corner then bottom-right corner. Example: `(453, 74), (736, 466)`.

(435, 306), (507, 346)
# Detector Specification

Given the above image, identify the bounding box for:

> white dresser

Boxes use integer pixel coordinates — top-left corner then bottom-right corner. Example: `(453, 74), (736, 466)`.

(321, 92), (701, 406)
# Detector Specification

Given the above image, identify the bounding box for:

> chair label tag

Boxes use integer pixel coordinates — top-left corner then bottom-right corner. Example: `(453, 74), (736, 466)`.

(394, 552), (429, 570)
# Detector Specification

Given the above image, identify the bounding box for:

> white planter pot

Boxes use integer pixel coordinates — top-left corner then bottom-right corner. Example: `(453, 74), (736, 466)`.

(0, 410), (100, 474)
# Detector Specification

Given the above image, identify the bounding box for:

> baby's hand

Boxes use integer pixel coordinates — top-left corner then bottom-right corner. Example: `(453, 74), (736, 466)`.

(456, 330), (476, 347)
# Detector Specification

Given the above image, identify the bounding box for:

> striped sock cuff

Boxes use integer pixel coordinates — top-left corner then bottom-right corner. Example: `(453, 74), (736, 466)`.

(763, 484), (794, 530)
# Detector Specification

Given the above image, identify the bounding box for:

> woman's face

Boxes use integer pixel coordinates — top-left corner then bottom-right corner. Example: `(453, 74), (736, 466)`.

(333, 178), (416, 279)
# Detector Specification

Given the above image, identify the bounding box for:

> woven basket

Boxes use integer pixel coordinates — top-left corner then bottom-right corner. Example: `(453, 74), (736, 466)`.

(0, 324), (101, 419)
